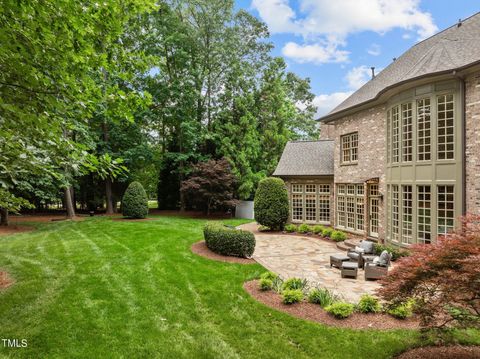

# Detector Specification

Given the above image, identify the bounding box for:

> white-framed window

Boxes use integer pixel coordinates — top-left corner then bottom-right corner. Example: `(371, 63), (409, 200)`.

(437, 185), (454, 235)
(417, 98), (431, 161)
(391, 185), (400, 242)
(437, 94), (455, 160)
(417, 185), (432, 244)
(336, 183), (364, 232)
(401, 185), (413, 244)
(392, 106), (400, 163)
(341, 132), (358, 164)
(290, 183), (331, 223)
(402, 103), (413, 162)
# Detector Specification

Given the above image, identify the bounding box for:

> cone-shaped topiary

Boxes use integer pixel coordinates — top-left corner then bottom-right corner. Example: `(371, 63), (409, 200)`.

(254, 177), (289, 230)
(122, 181), (149, 219)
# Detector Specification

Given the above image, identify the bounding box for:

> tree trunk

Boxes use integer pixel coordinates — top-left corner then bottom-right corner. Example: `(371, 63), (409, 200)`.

(105, 179), (114, 214)
(64, 187), (76, 219)
(0, 208), (9, 226)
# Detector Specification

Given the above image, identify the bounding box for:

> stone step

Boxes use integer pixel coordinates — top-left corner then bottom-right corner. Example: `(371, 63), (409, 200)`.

(336, 241), (351, 251)
(343, 239), (361, 248)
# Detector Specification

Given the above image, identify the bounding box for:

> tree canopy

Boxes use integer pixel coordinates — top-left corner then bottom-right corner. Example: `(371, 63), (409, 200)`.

(0, 0), (318, 221)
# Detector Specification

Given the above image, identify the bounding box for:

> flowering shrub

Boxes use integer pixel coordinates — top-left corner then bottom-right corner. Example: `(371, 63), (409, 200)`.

(377, 215), (480, 329)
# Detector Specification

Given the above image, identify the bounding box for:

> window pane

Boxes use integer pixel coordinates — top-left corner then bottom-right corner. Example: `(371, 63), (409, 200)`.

(417, 98), (431, 161)
(292, 184), (303, 193)
(392, 185), (399, 242)
(319, 195), (330, 222)
(402, 103), (413, 162)
(402, 185), (413, 244)
(418, 185), (432, 244)
(305, 194), (316, 222)
(437, 185), (455, 235)
(392, 106), (400, 163)
(292, 194), (303, 221)
(437, 94), (454, 160)
(305, 184), (316, 193)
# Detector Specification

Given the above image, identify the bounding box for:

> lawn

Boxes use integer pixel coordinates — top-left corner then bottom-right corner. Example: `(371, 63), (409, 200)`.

(0, 216), (477, 358)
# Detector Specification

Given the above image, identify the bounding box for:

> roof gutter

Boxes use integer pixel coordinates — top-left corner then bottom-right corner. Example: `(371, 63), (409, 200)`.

(319, 60), (480, 123)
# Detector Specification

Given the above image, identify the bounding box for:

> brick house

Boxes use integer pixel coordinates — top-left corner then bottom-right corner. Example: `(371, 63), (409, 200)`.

(274, 13), (480, 246)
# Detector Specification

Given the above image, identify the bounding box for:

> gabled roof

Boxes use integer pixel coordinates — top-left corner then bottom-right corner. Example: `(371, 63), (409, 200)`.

(320, 12), (480, 122)
(273, 140), (334, 177)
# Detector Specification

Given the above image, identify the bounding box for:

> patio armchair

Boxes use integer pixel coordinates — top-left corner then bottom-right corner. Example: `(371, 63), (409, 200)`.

(364, 250), (392, 280)
(347, 240), (375, 268)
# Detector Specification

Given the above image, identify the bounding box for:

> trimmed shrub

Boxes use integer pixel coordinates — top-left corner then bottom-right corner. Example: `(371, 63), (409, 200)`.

(312, 225), (325, 234)
(122, 181), (149, 219)
(282, 277), (308, 292)
(322, 227), (334, 238)
(284, 224), (297, 233)
(297, 223), (311, 234)
(357, 295), (381, 313)
(374, 243), (409, 261)
(259, 278), (273, 291)
(308, 288), (339, 308)
(260, 271), (278, 281)
(331, 230), (347, 242)
(387, 300), (414, 319)
(203, 222), (255, 258)
(325, 302), (355, 319)
(254, 177), (289, 230)
(282, 289), (303, 304)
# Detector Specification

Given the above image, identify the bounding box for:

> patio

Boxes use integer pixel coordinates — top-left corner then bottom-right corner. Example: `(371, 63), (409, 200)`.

(239, 223), (381, 303)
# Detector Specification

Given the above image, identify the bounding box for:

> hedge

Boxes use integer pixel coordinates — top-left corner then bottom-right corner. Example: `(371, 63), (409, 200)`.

(122, 181), (149, 219)
(203, 222), (255, 258)
(254, 177), (289, 230)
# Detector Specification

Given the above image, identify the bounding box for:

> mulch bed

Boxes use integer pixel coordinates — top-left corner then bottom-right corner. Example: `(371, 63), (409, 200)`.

(244, 280), (419, 330)
(0, 271), (14, 289)
(0, 225), (35, 236)
(396, 345), (480, 359)
(191, 241), (256, 264)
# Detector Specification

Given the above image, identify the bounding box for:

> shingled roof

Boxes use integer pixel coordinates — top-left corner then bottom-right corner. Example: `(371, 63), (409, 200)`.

(320, 12), (480, 122)
(273, 140), (334, 177)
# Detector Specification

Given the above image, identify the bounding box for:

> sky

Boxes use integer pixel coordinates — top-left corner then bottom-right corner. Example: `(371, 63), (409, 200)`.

(235, 0), (479, 117)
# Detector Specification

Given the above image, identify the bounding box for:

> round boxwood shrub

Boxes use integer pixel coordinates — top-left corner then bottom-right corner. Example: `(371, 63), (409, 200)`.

(259, 278), (273, 291)
(203, 222), (255, 258)
(122, 181), (149, 219)
(322, 227), (334, 238)
(254, 177), (289, 230)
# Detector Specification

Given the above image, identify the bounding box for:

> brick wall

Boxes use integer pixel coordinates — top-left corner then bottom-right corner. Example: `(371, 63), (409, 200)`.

(330, 104), (387, 241)
(465, 72), (480, 215)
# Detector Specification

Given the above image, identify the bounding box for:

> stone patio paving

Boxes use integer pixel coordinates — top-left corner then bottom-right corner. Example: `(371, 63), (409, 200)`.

(238, 223), (381, 303)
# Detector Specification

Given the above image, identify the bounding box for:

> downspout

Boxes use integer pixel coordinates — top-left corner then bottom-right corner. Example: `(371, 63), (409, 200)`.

(454, 71), (467, 216)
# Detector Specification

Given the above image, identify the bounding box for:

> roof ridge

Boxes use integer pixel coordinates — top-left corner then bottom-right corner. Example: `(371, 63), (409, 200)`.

(411, 11), (480, 48)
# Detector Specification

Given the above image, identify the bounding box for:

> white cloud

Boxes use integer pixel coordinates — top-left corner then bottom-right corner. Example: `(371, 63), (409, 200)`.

(345, 65), (373, 90)
(252, 0), (437, 64)
(313, 91), (353, 117)
(282, 42), (349, 64)
(367, 43), (381, 56)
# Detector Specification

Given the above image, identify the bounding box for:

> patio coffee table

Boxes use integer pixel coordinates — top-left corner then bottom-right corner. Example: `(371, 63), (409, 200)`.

(330, 254), (350, 268)
(341, 262), (358, 279)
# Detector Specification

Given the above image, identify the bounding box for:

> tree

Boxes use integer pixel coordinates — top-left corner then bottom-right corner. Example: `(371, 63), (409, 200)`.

(0, 189), (32, 226)
(0, 0), (155, 217)
(377, 215), (480, 330)
(254, 177), (289, 230)
(122, 182), (149, 219)
(180, 158), (237, 215)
